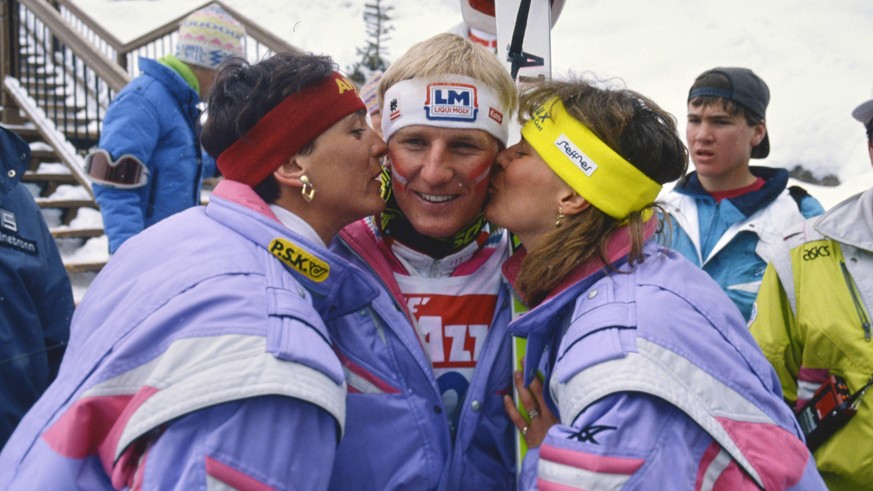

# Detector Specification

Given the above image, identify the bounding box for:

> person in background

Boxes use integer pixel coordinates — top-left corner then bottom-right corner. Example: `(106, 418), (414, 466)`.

(749, 89), (873, 490)
(360, 70), (384, 137)
(486, 77), (826, 490)
(0, 126), (73, 450)
(328, 33), (519, 490)
(85, 4), (245, 254)
(0, 52), (387, 490)
(661, 67), (824, 320)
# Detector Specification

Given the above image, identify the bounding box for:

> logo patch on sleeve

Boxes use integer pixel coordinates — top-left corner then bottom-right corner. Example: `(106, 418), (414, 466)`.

(1, 209), (18, 232)
(488, 107), (503, 124)
(425, 83), (478, 122)
(269, 238), (329, 282)
(0, 229), (38, 255)
(389, 98), (400, 121)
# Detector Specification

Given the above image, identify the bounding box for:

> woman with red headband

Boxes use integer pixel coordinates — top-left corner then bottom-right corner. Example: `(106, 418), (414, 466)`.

(484, 78), (826, 490)
(0, 52), (386, 490)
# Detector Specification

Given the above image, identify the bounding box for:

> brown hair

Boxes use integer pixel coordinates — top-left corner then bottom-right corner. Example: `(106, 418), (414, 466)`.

(201, 52), (333, 202)
(516, 77), (688, 306)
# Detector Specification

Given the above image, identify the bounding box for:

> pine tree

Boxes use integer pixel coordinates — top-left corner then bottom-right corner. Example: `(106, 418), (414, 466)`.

(348, 0), (394, 85)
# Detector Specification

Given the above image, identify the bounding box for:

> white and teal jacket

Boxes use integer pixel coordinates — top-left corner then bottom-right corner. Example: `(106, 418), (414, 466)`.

(661, 167), (823, 320)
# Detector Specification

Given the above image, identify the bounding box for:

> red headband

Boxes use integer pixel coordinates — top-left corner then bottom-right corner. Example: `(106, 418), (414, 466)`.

(217, 72), (366, 187)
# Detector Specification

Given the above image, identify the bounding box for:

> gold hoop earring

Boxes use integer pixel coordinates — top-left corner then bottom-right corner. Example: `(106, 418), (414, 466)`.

(300, 175), (315, 202)
(556, 207), (564, 228)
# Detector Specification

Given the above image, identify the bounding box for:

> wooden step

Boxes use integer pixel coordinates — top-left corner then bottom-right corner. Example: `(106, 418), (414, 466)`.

(29, 147), (58, 166)
(22, 170), (77, 184)
(51, 227), (105, 239)
(65, 261), (107, 273)
(0, 124), (41, 142)
(18, 77), (65, 90)
(35, 197), (97, 210)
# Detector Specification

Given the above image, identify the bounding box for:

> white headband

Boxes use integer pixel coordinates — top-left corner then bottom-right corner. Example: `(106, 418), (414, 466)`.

(381, 75), (509, 145)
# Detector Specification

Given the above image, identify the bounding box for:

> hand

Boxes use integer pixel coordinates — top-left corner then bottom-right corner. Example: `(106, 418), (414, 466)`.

(503, 370), (557, 449)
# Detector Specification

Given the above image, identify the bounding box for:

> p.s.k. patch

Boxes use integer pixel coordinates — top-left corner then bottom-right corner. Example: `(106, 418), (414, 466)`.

(269, 237), (329, 282)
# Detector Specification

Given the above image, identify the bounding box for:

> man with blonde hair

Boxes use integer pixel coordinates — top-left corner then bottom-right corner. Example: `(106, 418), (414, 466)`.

(328, 32), (519, 490)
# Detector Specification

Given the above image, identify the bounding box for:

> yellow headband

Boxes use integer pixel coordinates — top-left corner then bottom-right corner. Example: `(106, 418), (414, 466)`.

(521, 97), (662, 220)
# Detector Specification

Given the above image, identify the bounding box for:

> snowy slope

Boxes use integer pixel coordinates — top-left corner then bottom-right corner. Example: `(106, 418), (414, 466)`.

(51, 0), (873, 301)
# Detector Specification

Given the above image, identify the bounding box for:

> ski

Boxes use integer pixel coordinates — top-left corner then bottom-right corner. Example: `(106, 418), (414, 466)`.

(495, 0), (555, 476)
(496, 0), (552, 84)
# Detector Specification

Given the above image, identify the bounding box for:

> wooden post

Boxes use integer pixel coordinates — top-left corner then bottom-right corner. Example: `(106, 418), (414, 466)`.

(1, 0), (25, 124)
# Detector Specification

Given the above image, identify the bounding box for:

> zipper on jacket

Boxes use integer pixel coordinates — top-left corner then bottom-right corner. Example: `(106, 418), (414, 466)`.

(840, 260), (872, 341)
(428, 258), (441, 278)
(701, 200), (721, 264)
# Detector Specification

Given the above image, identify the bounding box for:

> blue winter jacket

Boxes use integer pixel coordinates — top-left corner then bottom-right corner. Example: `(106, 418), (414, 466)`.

(328, 219), (516, 491)
(0, 180), (375, 490)
(506, 228), (826, 490)
(0, 126), (73, 448)
(661, 167), (823, 320)
(93, 56), (215, 254)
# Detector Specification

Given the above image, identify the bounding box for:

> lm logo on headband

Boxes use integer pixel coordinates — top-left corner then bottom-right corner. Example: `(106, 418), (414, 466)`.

(425, 83), (478, 122)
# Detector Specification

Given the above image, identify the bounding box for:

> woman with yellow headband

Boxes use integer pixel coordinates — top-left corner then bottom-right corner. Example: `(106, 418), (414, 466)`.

(485, 79), (826, 490)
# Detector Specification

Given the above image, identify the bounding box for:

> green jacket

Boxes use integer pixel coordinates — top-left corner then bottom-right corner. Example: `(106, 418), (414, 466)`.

(750, 188), (873, 491)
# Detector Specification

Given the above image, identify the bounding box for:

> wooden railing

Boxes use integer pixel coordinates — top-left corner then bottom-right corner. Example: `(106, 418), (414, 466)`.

(54, 0), (299, 77)
(1, 0), (300, 158)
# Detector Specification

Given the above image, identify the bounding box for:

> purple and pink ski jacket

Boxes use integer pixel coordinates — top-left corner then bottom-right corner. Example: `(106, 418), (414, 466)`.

(0, 181), (377, 490)
(505, 225), (827, 491)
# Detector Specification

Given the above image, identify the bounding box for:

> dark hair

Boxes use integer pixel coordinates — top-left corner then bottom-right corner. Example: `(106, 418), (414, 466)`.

(201, 52), (335, 201)
(516, 77), (688, 305)
(688, 71), (763, 127)
(866, 119), (873, 142)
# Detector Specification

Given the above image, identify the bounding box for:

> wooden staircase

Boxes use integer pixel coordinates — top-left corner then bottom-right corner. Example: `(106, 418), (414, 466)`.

(2, 0), (299, 303)
(1, 119), (108, 303)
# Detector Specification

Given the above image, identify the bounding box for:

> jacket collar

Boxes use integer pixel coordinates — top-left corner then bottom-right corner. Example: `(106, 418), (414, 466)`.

(138, 56), (201, 115)
(506, 219), (658, 386)
(209, 180), (379, 320)
(157, 54), (200, 95)
(0, 126), (29, 200)
(816, 187), (873, 252)
(674, 166), (788, 217)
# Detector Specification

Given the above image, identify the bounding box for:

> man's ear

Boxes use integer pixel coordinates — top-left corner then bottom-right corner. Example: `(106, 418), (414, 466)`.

(867, 140), (873, 167)
(751, 122), (767, 147)
(559, 189), (588, 216)
(273, 156), (305, 189)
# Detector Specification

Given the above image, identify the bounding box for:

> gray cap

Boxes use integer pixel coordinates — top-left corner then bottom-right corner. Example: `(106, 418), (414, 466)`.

(852, 87), (873, 126)
(689, 67), (770, 159)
